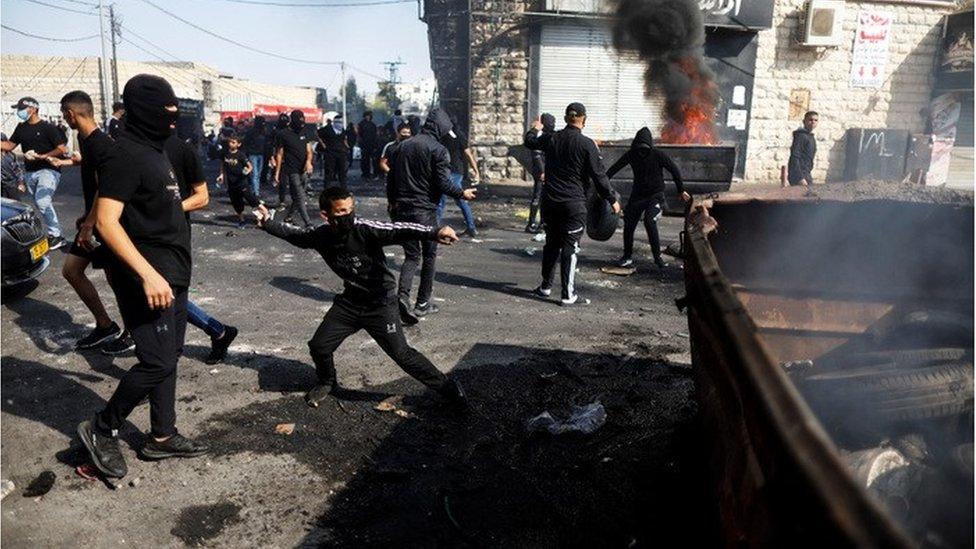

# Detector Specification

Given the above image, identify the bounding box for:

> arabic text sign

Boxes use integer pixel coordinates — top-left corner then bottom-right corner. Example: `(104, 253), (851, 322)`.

(850, 10), (893, 88)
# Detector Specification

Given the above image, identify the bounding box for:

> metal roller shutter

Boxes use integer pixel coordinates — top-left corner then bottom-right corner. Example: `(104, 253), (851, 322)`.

(538, 22), (665, 142)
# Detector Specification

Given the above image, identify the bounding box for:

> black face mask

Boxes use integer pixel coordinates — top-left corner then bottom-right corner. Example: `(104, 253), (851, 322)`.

(122, 74), (178, 146)
(290, 111), (305, 131)
(277, 115), (288, 129)
(330, 213), (355, 233)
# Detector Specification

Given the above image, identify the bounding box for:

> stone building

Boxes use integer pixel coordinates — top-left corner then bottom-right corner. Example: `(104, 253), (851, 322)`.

(1, 55), (321, 137)
(424, 0), (962, 185)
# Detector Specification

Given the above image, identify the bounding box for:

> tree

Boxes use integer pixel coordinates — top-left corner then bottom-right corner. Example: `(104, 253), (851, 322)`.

(376, 80), (400, 112)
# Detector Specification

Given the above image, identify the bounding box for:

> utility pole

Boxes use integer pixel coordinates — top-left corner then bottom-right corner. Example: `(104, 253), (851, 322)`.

(341, 62), (347, 125)
(381, 58), (405, 111)
(109, 4), (120, 103)
(97, 0), (112, 126)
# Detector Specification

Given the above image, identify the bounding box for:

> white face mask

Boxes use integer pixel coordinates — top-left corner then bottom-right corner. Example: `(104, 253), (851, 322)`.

(16, 109), (29, 121)
(334, 121), (344, 132)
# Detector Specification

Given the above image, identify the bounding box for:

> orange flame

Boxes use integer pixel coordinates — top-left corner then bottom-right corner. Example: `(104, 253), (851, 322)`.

(659, 57), (719, 145)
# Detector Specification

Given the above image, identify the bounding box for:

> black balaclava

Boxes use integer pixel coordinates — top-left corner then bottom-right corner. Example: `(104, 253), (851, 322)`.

(541, 113), (556, 133)
(289, 110), (305, 131)
(632, 127), (653, 157)
(330, 212), (356, 233)
(122, 74), (178, 148)
(277, 113), (288, 129)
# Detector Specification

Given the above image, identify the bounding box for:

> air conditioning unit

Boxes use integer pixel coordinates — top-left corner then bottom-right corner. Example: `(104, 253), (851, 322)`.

(800, 0), (846, 47)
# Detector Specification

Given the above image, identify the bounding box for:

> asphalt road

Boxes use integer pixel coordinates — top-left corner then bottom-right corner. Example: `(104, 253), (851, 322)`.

(1, 161), (711, 547)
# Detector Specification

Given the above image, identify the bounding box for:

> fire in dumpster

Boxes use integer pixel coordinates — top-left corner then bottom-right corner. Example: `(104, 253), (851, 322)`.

(659, 56), (719, 145)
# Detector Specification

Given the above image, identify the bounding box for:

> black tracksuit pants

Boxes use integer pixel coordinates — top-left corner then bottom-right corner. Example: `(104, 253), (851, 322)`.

(540, 199), (585, 300)
(308, 295), (447, 390)
(622, 196), (663, 261)
(284, 173), (312, 227)
(395, 209), (438, 306)
(323, 150), (348, 188)
(228, 181), (261, 214)
(360, 145), (375, 178)
(96, 273), (188, 438)
(528, 173), (544, 227)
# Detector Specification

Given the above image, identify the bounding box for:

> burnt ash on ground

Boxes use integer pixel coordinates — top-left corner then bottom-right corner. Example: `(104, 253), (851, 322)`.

(201, 344), (709, 547)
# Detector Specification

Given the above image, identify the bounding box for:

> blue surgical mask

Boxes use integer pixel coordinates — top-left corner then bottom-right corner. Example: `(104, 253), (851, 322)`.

(16, 109), (29, 121)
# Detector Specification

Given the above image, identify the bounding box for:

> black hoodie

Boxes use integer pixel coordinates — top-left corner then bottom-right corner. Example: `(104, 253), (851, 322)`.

(606, 127), (684, 203)
(787, 128), (816, 185)
(387, 108), (464, 213)
(530, 113), (556, 178)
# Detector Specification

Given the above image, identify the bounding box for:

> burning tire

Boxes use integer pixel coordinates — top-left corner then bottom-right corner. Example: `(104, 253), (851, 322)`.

(800, 361), (974, 426)
(586, 191), (620, 242)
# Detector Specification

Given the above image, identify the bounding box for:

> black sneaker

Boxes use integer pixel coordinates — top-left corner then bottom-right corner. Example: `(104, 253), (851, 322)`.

(205, 325), (238, 365)
(439, 379), (468, 408)
(77, 419), (127, 478)
(654, 257), (669, 269)
(460, 227), (479, 239)
(48, 236), (67, 251)
(560, 294), (591, 307)
(76, 322), (122, 350)
(532, 285), (552, 298)
(617, 257), (634, 268)
(414, 302), (440, 317)
(305, 382), (338, 408)
(524, 223), (538, 234)
(398, 298), (419, 326)
(100, 333), (135, 356)
(141, 433), (209, 460)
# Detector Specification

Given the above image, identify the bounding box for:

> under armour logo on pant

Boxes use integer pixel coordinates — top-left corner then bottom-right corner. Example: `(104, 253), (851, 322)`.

(386, 323), (397, 334)
(156, 324), (169, 333)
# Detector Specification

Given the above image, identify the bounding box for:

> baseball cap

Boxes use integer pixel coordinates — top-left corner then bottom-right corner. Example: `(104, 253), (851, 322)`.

(565, 102), (586, 117)
(11, 97), (39, 110)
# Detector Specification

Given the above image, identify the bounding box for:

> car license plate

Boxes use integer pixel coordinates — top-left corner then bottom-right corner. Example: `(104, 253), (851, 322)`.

(30, 238), (49, 261)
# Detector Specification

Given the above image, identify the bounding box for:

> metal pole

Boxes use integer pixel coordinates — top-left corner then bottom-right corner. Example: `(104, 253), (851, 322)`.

(341, 62), (347, 124)
(97, 0), (111, 126)
(109, 3), (120, 103)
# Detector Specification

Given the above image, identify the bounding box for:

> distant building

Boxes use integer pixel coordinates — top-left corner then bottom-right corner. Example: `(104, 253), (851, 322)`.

(1, 55), (323, 137)
(394, 78), (437, 113)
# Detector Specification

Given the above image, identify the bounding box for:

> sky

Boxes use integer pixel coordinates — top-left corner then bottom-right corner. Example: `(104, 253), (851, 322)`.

(0, 0), (434, 96)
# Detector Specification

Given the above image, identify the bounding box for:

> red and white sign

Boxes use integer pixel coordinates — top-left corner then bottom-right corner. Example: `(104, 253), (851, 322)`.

(850, 10), (893, 89)
(220, 104), (323, 124)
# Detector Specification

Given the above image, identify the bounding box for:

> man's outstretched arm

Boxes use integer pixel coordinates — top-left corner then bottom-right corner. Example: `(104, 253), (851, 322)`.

(255, 205), (318, 248)
(357, 218), (459, 246)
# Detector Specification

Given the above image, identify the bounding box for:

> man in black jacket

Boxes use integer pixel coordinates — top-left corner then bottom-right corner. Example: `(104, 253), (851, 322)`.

(526, 112), (555, 233)
(524, 102), (619, 306)
(255, 187), (467, 408)
(788, 111), (818, 186)
(388, 108), (477, 321)
(358, 111), (378, 180)
(318, 117), (349, 188)
(606, 127), (690, 269)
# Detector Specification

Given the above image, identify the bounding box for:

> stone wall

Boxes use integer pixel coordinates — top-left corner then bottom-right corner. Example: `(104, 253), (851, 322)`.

(745, 1), (952, 184)
(468, 0), (530, 182)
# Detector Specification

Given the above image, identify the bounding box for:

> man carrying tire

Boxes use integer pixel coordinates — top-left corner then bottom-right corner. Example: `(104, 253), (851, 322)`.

(524, 102), (619, 306)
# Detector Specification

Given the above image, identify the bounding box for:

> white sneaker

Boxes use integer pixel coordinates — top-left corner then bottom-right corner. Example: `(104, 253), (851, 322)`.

(532, 285), (552, 298)
(560, 294), (591, 306)
(617, 258), (634, 268)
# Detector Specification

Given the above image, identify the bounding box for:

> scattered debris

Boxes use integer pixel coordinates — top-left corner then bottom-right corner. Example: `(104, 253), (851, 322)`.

(21, 471), (56, 497)
(209, 368), (220, 374)
(676, 332), (689, 339)
(526, 401), (607, 435)
(600, 266), (636, 277)
(374, 395), (404, 412)
(523, 247), (536, 257)
(1, 479), (14, 500)
(274, 423), (295, 436)
(532, 232), (546, 242)
(128, 477), (141, 488)
(781, 359), (813, 373)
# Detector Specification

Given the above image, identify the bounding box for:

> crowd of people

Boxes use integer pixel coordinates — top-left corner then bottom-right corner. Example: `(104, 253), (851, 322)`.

(1, 72), (701, 481)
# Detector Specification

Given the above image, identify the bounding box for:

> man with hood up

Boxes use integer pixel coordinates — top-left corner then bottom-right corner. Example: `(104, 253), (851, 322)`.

(387, 107), (477, 322)
(525, 112), (555, 233)
(78, 74), (209, 481)
(270, 113), (290, 207)
(606, 127), (690, 269)
(524, 102), (619, 306)
(273, 109), (314, 228)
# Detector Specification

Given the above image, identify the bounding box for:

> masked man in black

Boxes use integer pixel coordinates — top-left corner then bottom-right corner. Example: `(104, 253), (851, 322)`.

(274, 110), (314, 228)
(524, 102), (619, 306)
(606, 127), (690, 269)
(526, 112), (555, 234)
(78, 74), (208, 480)
(387, 108), (476, 322)
(358, 111), (378, 181)
(255, 187), (468, 408)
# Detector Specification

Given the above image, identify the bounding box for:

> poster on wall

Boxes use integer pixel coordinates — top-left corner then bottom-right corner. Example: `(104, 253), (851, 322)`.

(850, 10), (894, 89)
(935, 9), (974, 91)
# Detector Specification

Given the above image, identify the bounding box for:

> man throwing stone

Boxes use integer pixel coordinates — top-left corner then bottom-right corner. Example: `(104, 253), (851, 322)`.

(255, 187), (468, 408)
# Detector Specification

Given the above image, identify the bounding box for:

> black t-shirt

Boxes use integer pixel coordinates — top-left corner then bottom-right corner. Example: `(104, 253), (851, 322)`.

(107, 117), (125, 140)
(100, 133), (191, 288)
(78, 128), (115, 214)
(317, 125), (347, 153)
(163, 135), (204, 201)
(243, 126), (268, 156)
(440, 128), (469, 175)
(275, 127), (308, 176)
(222, 149), (248, 186)
(10, 120), (67, 172)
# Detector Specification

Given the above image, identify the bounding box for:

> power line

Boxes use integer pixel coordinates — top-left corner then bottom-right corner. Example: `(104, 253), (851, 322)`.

(21, 0), (97, 15)
(215, 0), (414, 6)
(1, 24), (99, 41)
(53, 0), (98, 5)
(135, 0), (342, 66)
